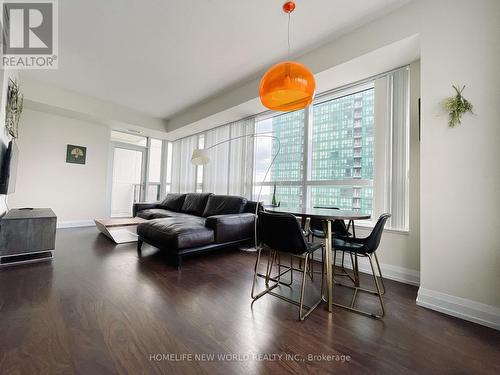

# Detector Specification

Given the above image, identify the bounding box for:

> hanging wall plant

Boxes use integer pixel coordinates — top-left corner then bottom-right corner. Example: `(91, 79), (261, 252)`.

(5, 78), (24, 139)
(444, 85), (473, 127)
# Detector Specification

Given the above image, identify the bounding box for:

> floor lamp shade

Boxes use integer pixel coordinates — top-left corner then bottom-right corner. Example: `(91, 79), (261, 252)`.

(259, 61), (315, 111)
(191, 148), (210, 165)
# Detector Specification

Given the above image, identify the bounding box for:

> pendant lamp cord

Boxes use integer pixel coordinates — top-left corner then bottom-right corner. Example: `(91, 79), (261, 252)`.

(287, 12), (291, 57)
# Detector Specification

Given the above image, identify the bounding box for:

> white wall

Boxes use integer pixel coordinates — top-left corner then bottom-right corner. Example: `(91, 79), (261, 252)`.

(9, 108), (110, 225)
(417, 0), (500, 328)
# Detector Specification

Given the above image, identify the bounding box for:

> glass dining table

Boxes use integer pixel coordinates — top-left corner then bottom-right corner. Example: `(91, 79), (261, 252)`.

(264, 206), (371, 313)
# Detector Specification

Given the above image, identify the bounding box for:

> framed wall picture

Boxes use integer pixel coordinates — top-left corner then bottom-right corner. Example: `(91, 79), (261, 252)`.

(66, 144), (87, 164)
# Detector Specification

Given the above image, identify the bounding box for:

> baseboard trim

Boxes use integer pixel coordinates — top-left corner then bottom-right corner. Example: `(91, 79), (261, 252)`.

(313, 252), (420, 286)
(416, 288), (500, 331)
(57, 220), (95, 229)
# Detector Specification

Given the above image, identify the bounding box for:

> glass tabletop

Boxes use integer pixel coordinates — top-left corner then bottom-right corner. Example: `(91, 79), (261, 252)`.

(264, 206), (371, 221)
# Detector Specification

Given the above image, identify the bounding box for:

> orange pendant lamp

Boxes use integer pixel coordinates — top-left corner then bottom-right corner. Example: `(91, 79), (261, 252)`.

(259, 1), (315, 112)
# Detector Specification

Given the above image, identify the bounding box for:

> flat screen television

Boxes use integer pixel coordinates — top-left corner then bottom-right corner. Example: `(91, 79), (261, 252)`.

(0, 140), (19, 194)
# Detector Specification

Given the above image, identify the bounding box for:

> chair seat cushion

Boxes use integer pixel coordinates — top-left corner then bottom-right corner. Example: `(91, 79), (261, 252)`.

(333, 238), (368, 254)
(137, 217), (214, 250)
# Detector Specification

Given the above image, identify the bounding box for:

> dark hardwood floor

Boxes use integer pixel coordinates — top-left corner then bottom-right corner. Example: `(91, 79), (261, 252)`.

(0, 227), (499, 375)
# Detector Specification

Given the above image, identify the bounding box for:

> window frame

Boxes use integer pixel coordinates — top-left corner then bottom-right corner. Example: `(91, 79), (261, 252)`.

(253, 82), (375, 214)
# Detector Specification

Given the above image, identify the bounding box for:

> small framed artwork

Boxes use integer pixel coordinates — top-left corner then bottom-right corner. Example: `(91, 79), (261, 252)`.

(66, 144), (87, 164)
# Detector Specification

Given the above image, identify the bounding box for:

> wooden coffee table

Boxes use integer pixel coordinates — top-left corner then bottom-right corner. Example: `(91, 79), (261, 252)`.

(94, 217), (147, 244)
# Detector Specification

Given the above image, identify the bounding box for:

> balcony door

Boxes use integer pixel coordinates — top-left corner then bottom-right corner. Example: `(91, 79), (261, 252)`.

(110, 144), (147, 218)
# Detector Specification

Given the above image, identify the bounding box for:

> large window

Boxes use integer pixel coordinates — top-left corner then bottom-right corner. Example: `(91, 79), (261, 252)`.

(254, 110), (305, 206)
(309, 87), (375, 214)
(253, 66), (410, 231)
(169, 67), (410, 230)
(254, 86), (375, 215)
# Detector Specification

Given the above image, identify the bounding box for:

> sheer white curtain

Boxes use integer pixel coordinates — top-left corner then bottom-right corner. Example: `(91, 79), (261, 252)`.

(203, 125), (230, 194)
(203, 118), (255, 198)
(171, 135), (198, 193)
(228, 118), (255, 197)
(373, 67), (410, 230)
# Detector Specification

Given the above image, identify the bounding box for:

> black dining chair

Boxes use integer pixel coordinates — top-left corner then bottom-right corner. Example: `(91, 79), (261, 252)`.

(251, 211), (325, 321)
(332, 213), (391, 318)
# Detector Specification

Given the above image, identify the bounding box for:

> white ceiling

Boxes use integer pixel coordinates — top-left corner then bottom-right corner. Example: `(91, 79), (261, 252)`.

(22, 0), (411, 119)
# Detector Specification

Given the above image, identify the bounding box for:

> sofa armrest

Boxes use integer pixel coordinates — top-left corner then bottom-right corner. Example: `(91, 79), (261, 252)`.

(205, 213), (256, 244)
(133, 202), (160, 217)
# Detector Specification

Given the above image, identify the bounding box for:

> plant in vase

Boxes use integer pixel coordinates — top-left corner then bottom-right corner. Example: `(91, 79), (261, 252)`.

(271, 183), (280, 207)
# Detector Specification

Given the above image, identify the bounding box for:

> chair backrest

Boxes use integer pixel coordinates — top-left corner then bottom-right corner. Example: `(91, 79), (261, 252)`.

(309, 207), (350, 237)
(259, 211), (310, 255)
(364, 213), (391, 252)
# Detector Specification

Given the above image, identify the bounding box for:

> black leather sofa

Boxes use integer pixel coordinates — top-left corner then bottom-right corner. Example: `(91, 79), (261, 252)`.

(134, 193), (258, 268)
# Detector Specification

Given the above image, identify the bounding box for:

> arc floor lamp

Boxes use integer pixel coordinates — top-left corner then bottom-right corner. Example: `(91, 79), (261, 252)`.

(191, 133), (281, 248)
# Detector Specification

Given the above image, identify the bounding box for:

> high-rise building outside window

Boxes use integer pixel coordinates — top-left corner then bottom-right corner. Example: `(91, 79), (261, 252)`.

(254, 85), (375, 215)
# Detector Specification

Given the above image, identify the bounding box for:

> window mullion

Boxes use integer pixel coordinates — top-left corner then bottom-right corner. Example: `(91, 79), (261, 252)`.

(302, 105), (312, 208)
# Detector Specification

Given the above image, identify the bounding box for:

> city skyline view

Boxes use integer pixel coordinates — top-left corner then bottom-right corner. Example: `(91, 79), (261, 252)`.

(254, 87), (375, 214)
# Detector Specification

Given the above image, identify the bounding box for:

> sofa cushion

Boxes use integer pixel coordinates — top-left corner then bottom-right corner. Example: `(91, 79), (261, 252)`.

(203, 195), (247, 217)
(133, 202), (160, 217)
(205, 213), (255, 243)
(180, 193), (213, 216)
(136, 208), (169, 220)
(159, 193), (186, 212)
(136, 208), (198, 220)
(137, 217), (214, 250)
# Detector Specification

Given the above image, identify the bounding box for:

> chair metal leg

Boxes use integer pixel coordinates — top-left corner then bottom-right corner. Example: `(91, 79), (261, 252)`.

(350, 220), (356, 238)
(332, 250), (356, 285)
(367, 254), (385, 317)
(251, 248), (279, 301)
(298, 253), (309, 320)
(320, 246), (325, 300)
(309, 254), (314, 280)
(250, 247), (262, 299)
(353, 253), (360, 287)
(373, 252), (386, 295)
(255, 249), (324, 321)
(276, 252), (293, 286)
(265, 249), (276, 286)
(331, 252), (386, 319)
